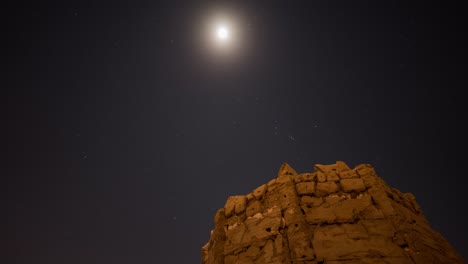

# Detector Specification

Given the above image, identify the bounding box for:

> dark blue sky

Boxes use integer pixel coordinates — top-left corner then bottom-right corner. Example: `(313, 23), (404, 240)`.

(6, 1), (466, 263)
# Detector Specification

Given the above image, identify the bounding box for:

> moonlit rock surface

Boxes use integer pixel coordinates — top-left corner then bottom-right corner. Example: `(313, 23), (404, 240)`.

(202, 162), (464, 263)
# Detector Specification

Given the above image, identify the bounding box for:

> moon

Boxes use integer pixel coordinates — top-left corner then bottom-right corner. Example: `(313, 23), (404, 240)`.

(196, 11), (245, 57)
(216, 26), (229, 41)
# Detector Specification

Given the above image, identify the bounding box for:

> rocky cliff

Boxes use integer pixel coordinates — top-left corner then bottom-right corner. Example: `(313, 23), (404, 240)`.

(201, 161), (464, 264)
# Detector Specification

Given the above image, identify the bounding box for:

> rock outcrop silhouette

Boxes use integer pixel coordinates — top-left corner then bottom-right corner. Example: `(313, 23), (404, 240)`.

(202, 161), (464, 264)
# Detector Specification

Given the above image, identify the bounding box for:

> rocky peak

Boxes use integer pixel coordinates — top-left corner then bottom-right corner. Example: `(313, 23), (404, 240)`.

(202, 161), (464, 264)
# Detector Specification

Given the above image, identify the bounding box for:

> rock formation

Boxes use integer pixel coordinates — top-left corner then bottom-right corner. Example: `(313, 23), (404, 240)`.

(201, 161), (464, 264)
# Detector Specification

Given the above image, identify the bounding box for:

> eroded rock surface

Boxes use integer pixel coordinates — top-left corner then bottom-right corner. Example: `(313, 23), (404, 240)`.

(202, 162), (464, 264)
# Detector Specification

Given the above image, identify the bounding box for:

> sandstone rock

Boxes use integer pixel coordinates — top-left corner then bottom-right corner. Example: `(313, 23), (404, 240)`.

(296, 182), (316, 195)
(355, 164), (375, 176)
(202, 161), (464, 264)
(267, 178), (276, 187)
(313, 224), (406, 260)
(252, 184), (267, 199)
(332, 194), (373, 223)
(360, 204), (385, 220)
(360, 219), (396, 238)
(324, 195), (344, 206)
(301, 196), (323, 207)
(278, 162), (298, 177)
(246, 193), (254, 203)
(314, 163), (338, 173)
(316, 171), (326, 182)
(342, 223), (369, 239)
(305, 206), (336, 224)
(246, 200), (262, 217)
(294, 172), (317, 183)
(336, 160), (351, 171)
(326, 171), (340, 182)
(224, 199), (235, 218)
(235, 196), (247, 214)
(340, 178), (366, 192)
(316, 181), (340, 196)
(224, 195), (247, 218)
(338, 169), (359, 179)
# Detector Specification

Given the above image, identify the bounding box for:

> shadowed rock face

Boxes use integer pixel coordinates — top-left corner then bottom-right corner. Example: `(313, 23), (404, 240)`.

(202, 162), (464, 264)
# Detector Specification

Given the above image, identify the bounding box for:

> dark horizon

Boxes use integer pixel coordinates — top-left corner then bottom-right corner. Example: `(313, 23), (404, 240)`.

(5, 1), (467, 263)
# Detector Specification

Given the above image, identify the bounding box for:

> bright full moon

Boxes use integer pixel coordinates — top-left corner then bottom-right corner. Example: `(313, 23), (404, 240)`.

(201, 13), (242, 55)
(216, 26), (229, 41)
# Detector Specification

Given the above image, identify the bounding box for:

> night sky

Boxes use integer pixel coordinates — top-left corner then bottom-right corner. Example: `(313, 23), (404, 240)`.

(6, 1), (467, 263)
